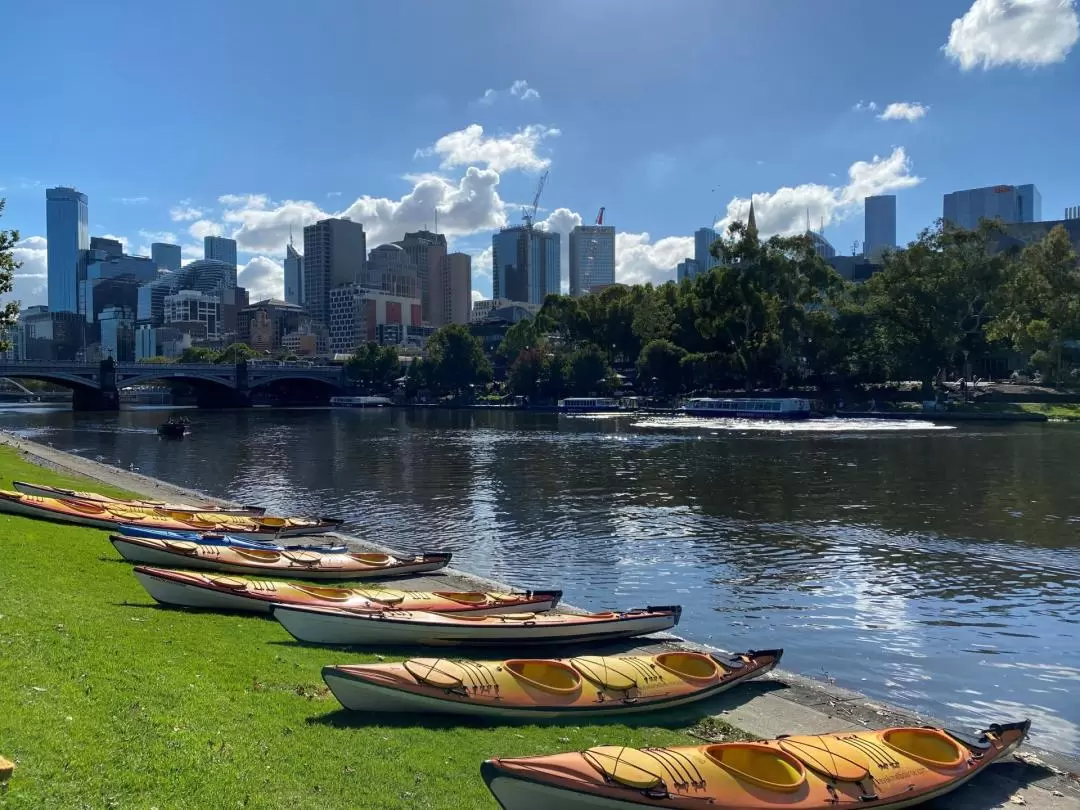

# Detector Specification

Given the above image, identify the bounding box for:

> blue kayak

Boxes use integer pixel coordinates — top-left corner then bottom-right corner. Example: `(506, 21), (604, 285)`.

(117, 525), (350, 553)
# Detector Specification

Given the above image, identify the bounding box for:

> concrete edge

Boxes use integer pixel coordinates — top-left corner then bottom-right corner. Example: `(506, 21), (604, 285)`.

(2, 429), (1078, 807)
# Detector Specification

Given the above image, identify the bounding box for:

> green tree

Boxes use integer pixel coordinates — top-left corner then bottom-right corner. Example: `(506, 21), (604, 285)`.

(216, 343), (259, 364)
(345, 343), (401, 391)
(178, 346), (219, 363)
(496, 318), (544, 362)
(632, 288), (675, 346)
(424, 324), (492, 395)
(0, 199), (23, 350)
(636, 339), (686, 397)
(988, 225), (1080, 383)
(137, 356), (174, 364)
(565, 343), (616, 396)
(507, 347), (549, 397)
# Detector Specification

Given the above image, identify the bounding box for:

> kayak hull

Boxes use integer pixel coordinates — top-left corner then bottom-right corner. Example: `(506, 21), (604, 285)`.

(322, 650), (780, 718)
(11, 480), (266, 515)
(272, 603), (680, 647)
(133, 567), (561, 616)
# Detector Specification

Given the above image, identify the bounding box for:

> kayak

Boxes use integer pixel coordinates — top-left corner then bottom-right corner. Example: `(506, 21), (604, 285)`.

(12, 480), (265, 515)
(133, 566), (562, 615)
(272, 603), (681, 647)
(0, 490), (338, 539)
(110, 534), (450, 580)
(481, 720), (1031, 810)
(118, 525), (349, 553)
(323, 648), (781, 719)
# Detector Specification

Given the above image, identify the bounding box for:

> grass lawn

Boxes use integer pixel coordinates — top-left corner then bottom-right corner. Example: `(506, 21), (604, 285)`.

(0, 446), (735, 809)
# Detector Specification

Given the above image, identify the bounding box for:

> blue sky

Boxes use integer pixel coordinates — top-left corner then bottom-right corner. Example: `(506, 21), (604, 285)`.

(3, 0), (1079, 306)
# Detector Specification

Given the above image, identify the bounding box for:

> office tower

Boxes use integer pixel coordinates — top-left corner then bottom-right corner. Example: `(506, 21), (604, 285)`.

(237, 299), (307, 353)
(569, 225), (616, 297)
(90, 236), (123, 257)
(137, 272), (181, 325)
(431, 252), (471, 326)
(46, 186), (90, 313)
(164, 290), (222, 340)
(943, 184), (1042, 230)
(303, 218), (367, 326)
(863, 195), (897, 261)
(98, 306), (135, 361)
(328, 283), (422, 354)
(491, 225), (560, 306)
(81, 252), (157, 326)
(694, 227), (721, 276)
(676, 258), (699, 283)
(367, 243), (420, 298)
(284, 237), (303, 305)
(396, 230), (447, 322)
(807, 230), (836, 260)
(1066, 206), (1080, 221)
(203, 235), (237, 267)
(151, 242), (182, 271)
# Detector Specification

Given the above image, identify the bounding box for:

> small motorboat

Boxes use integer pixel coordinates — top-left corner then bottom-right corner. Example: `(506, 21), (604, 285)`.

(157, 416), (189, 438)
(132, 566), (562, 616)
(12, 481), (265, 516)
(110, 534), (451, 580)
(481, 720), (1032, 810)
(271, 603), (681, 647)
(323, 648), (781, 719)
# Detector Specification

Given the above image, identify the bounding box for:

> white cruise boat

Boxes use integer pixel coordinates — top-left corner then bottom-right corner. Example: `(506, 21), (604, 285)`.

(329, 396), (394, 408)
(557, 397), (639, 413)
(680, 397), (812, 420)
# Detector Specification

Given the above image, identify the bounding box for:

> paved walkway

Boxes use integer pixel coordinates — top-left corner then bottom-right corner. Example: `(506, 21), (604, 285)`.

(3, 430), (1077, 808)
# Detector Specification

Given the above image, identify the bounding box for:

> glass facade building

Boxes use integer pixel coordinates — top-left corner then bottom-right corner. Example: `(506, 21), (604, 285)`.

(694, 227), (721, 276)
(863, 195), (897, 260)
(568, 225), (615, 297)
(46, 187), (89, 313)
(151, 242), (182, 271)
(943, 184), (1041, 230)
(491, 226), (560, 306)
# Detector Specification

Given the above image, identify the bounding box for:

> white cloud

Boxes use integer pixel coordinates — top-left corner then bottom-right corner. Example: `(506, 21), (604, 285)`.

(717, 147), (922, 238)
(470, 246), (493, 281)
(114, 196), (148, 205)
(238, 256), (284, 301)
(138, 229), (178, 244)
(537, 207), (583, 274)
(9, 235), (48, 306)
(189, 219), (224, 239)
(326, 191), (342, 198)
(170, 205), (205, 222)
(853, 100), (879, 112)
(615, 232), (695, 286)
(219, 193), (269, 209)
(878, 102), (930, 121)
(478, 80), (540, 104)
(944, 0), (1079, 69)
(471, 289), (484, 303)
(99, 233), (130, 253)
(418, 124), (559, 173)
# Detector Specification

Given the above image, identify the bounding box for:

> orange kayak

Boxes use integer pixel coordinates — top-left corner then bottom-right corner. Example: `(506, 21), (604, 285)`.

(0, 490), (338, 539)
(323, 649), (781, 719)
(111, 535), (450, 580)
(132, 566), (561, 615)
(11, 480), (265, 515)
(482, 720), (1031, 810)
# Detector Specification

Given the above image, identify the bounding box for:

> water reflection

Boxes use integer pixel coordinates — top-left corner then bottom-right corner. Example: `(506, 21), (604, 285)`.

(2, 406), (1078, 753)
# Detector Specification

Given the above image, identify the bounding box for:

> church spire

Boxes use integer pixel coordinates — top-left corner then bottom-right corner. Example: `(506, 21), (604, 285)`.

(747, 198), (758, 236)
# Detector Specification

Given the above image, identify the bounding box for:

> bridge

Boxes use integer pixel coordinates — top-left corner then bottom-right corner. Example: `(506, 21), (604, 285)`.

(0, 360), (348, 410)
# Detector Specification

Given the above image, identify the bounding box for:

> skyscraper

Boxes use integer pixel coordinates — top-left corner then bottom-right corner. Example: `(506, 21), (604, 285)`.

(46, 186), (89, 313)
(491, 226), (559, 306)
(863, 195), (897, 261)
(943, 184), (1041, 230)
(569, 225), (616, 296)
(676, 258), (699, 283)
(396, 230), (447, 322)
(303, 218), (366, 326)
(203, 235), (238, 287)
(432, 252), (471, 326)
(90, 236), (123, 257)
(283, 237), (303, 306)
(694, 227), (721, 276)
(151, 242), (182, 271)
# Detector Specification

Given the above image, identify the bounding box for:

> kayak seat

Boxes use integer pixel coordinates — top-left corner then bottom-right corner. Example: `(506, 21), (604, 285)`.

(404, 658), (466, 689)
(162, 540), (200, 555)
(653, 652), (720, 681)
(705, 743), (806, 792)
(505, 660), (582, 694)
(235, 548), (282, 563)
(435, 592), (489, 605)
(569, 657), (639, 691)
(351, 553), (392, 566)
(881, 729), (964, 768)
(587, 611), (618, 619)
(207, 575), (249, 591)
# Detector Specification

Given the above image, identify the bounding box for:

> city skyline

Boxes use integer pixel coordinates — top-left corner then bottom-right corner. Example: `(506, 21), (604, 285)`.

(4, 0), (1080, 309)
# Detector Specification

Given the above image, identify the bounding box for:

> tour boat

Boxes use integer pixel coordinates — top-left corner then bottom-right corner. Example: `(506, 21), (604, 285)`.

(117, 525), (349, 553)
(680, 397), (812, 420)
(558, 397), (639, 413)
(482, 720), (1031, 810)
(132, 566), (562, 616)
(322, 648), (781, 719)
(110, 534), (451, 580)
(12, 481), (265, 516)
(330, 396), (394, 408)
(272, 603), (681, 647)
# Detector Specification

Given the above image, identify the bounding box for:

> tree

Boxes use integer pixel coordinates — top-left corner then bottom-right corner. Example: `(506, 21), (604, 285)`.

(345, 343), (401, 391)
(632, 288), (675, 346)
(507, 347), (549, 397)
(178, 346), (219, 363)
(497, 318), (544, 362)
(215, 343), (259, 364)
(424, 324), (492, 395)
(137, 356), (174, 364)
(566, 343), (616, 396)
(637, 339), (686, 397)
(0, 199), (22, 350)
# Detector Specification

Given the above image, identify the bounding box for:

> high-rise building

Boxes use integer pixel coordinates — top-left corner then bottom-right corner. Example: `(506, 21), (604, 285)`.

(367, 243), (419, 298)
(137, 272), (181, 325)
(99, 306), (135, 361)
(676, 258), (699, 283)
(237, 299), (307, 353)
(90, 236), (124, 257)
(328, 283), (423, 354)
(81, 252), (157, 326)
(432, 252), (471, 326)
(694, 227), (722, 277)
(303, 218), (367, 326)
(491, 226), (560, 306)
(863, 195), (897, 261)
(46, 186), (90, 313)
(569, 225), (616, 297)
(151, 242), (182, 271)
(164, 290), (221, 340)
(396, 230), (446, 322)
(1066, 206), (1080, 221)
(807, 231), (837, 260)
(943, 184), (1041, 230)
(283, 237), (303, 305)
(203, 235), (237, 267)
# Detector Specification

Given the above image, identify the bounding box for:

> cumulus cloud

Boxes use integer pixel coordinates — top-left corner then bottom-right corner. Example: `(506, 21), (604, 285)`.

(853, 100), (879, 112)
(219, 193), (269, 209)
(717, 147), (922, 237)
(471, 289), (484, 302)
(138, 229), (178, 244)
(238, 256), (284, 301)
(170, 204), (205, 222)
(189, 219), (224, 239)
(10, 235), (49, 306)
(878, 102), (930, 121)
(470, 246), (493, 282)
(944, 0), (1079, 70)
(417, 124), (559, 173)
(222, 167), (508, 255)
(615, 232), (695, 286)
(478, 79), (540, 104)
(537, 207), (583, 275)
(115, 196), (148, 205)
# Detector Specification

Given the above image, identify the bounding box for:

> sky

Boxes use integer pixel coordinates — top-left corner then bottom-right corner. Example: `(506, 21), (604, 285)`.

(2, 0), (1079, 308)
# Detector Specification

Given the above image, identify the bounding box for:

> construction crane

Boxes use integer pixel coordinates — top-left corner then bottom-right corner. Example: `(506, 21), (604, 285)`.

(522, 170), (548, 230)
(595, 206), (605, 226)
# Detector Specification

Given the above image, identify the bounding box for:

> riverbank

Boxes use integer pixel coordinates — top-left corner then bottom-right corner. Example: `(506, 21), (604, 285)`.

(1, 433), (1078, 808)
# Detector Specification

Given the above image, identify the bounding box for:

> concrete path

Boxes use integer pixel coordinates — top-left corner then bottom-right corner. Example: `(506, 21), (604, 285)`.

(3, 430), (1077, 808)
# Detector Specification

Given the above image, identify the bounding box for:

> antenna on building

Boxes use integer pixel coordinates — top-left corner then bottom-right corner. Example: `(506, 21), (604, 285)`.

(805, 208), (810, 233)
(289, 225), (293, 247)
(434, 205), (438, 235)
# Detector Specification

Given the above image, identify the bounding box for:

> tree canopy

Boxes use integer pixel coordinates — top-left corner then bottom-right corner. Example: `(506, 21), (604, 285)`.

(0, 199), (22, 351)
(345, 343), (401, 391)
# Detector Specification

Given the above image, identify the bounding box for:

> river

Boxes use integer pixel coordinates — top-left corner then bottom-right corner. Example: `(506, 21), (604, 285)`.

(2, 405), (1079, 754)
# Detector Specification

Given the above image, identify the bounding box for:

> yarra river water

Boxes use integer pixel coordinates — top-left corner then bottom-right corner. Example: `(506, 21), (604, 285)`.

(2, 406), (1079, 754)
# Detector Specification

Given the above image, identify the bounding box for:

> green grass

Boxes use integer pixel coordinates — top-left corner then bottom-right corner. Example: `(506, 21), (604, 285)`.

(0, 446), (740, 809)
(1015, 402), (1080, 421)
